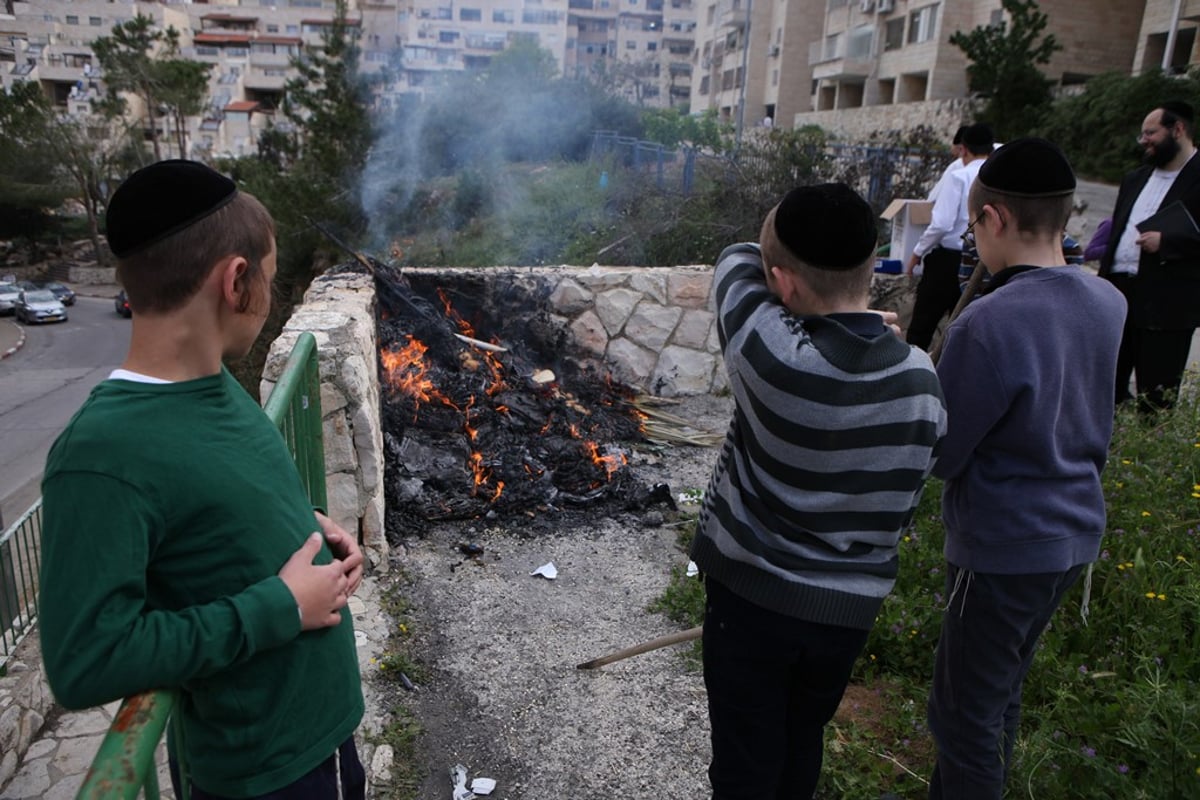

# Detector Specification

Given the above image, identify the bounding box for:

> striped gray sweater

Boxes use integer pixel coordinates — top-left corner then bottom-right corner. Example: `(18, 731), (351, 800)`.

(690, 243), (946, 630)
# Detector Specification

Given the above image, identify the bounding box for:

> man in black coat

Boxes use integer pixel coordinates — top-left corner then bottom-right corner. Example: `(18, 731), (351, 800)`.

(1100, 100), (1200, 410)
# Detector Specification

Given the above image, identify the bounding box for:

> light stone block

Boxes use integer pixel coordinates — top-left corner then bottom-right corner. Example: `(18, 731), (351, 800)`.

(651, 346), (717, 397)
(594, 288), (642, 335)
(569, 310), (609, 355)
(548, 279), (593, 315)
(624, 304), (683, 351)
(672, 309), (715, 349)
(666, 271), (713, 310)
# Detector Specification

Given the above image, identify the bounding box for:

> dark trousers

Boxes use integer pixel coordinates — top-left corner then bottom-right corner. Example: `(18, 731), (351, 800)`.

(927, 564), (1084, 800)
(907, 247), (964, 351)
(702, 576), (869, 800)
(1107, 273), (1196, 411)
(170, 737), (366, 800)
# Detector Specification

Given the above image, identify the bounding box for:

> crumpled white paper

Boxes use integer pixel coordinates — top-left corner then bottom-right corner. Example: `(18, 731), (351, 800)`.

(451, 763), (475, 800)
(530, 562), (558, 580)
(470, 777), (497, 795)
(686, 560), (699, 578)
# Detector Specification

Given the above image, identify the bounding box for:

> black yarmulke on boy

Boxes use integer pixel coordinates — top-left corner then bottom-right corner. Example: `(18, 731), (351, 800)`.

(774, 183), (877, 270)
(977, 138), (1076, 198)
(106, 160), (238, 258)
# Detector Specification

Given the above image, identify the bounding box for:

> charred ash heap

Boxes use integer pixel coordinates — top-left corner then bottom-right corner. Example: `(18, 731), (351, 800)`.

(367, 261), (674, 537)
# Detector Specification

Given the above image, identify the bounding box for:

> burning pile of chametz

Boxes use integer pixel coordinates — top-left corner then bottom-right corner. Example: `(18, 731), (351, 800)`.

(374, 266), (660, 535)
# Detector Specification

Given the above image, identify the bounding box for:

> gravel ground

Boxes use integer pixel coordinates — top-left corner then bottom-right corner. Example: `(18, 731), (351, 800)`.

(380, 393), (732, 800)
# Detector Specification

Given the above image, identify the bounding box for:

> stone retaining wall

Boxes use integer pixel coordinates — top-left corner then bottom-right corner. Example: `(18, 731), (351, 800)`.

(263, 265), (913, 578)
(0, 635), (54, 789)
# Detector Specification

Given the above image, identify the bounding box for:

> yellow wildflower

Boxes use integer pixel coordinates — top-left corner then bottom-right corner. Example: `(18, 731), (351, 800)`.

(1158, 594), (1167, 601)
(1145, 592), (1157, 599)
(1142, 511), (1152, 517)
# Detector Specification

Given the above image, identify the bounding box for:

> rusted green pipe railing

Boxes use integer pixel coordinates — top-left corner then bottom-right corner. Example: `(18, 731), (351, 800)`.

(263, 332), (328, 511)
(76, 332), (327, 798)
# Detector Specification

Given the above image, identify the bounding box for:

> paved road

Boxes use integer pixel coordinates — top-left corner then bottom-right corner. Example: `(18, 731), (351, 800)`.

(0, 295), (130, 526)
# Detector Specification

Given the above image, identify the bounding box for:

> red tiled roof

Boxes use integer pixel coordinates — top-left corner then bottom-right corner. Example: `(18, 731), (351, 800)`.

(225, 100), (260, 112)
(196, 32), (301, 46)
(194, 33), (252, 45)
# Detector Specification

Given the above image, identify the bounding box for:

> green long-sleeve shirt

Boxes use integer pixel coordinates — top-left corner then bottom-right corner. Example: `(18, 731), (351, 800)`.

(39, 368), (363, 797)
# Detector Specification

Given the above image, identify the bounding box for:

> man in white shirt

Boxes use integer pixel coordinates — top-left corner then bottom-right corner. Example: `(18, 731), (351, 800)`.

(927, 125), (969, 203)
(906, 123), (994, 351)
(1099, 101), (1200, 410)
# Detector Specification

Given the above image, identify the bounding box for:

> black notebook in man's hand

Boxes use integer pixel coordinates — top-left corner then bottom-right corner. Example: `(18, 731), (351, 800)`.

(1136, 200), (1200, 237)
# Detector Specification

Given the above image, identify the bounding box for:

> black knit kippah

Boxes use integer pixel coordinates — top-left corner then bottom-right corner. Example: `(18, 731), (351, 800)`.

(977, 137), (1076, 198)
(106, 159), (238, 258)
(774, 183), (877, 270)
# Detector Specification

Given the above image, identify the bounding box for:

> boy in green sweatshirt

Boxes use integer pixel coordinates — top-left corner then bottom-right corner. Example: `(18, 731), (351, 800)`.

(38, 160), (366, 799)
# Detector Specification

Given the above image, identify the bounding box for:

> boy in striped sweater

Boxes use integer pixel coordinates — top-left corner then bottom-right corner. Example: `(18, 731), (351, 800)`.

(690, 183), (946, 799)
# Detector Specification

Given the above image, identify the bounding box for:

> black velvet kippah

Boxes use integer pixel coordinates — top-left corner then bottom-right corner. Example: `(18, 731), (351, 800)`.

(774, 183), (877, 270)
(961, 122), (994, 150)
(106, 159), (238, 258)
(977, 137), (1076, 198)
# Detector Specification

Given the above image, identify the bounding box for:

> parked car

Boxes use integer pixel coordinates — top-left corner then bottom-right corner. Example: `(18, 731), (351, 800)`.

(114, 289), (132, 318)
(0, 283), (20, 315)
(14, 290), (67, 324)
(18, 279), (75, 306)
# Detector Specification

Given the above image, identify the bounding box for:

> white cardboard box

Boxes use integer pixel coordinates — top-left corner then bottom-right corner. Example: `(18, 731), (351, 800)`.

(880, 199), (933, 261)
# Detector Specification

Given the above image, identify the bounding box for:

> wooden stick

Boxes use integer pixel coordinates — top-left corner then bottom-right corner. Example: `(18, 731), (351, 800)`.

(576, 625), (703, 670)
(929, 261), (986, 366)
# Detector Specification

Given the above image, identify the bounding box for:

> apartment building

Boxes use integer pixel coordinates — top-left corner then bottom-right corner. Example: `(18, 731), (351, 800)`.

(1133, 0), (1200, 75)
(0, 0), (691, 161)
(688, 0), (824, 130)
(808, 0), (1145, 115)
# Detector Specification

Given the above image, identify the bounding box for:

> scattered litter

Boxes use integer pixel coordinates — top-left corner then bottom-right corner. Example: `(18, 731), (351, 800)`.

(451, 764), (475, 800)
(686, 560), (699, 578)
(458, 542), (484, 557)
(531, 368), (556, 385)
(398, 671), (415, 691)
(530, 562), (558, 580)
(470, 777), (497, 795)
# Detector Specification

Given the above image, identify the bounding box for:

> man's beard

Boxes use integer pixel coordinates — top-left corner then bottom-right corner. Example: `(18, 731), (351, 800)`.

(1146, 134), (1181, 167)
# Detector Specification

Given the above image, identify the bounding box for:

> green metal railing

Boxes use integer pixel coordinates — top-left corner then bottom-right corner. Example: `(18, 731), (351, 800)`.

(75, 332), (327, 799)
(0, 501), (43, 668)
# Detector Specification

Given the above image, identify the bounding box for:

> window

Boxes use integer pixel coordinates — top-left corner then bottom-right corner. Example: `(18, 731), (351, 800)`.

(771, 68), (778, 86)
(821, 33), (840, 61)
(883, 18), (904, 51)
(440, 30), (459, 42)
(460, 8), (481, 20)
(847, 24), (872, 59)
(493, 9), (515, 22)
(908, 4), (938, 44)
(65, 15), (79, 24)
(267, 24), (280, 32)
(647, 41), (657, 50)
(89, 16), (102, 26)
(699, 74), (709, 94)
(626, 40), (637, 49)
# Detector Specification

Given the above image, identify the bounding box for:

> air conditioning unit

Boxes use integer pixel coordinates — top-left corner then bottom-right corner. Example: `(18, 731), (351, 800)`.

(768, 45), (780, 57)
(859, 0), (873, 11)
(876, 0), (894, 12)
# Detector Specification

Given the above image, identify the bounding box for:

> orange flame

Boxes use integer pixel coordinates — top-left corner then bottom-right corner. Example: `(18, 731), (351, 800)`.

(584, 441), (627, 481)
(380, 336), (458, 415)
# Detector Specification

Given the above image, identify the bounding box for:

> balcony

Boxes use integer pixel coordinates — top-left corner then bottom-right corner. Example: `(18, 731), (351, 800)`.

(718, 2), (747, 29)
(244, 68), (287, 90)
(250, 51), (291, 67)
(808, 39), (872, 78)
(34, 62), (84, 82)
(668, 60), (691, 76)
